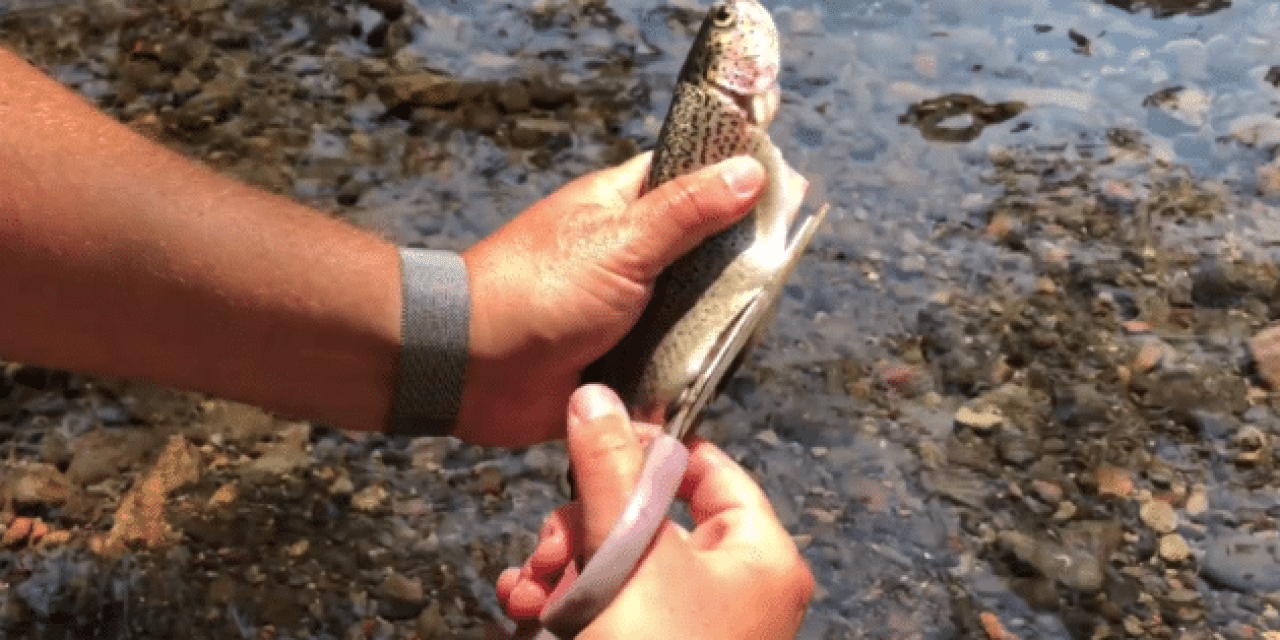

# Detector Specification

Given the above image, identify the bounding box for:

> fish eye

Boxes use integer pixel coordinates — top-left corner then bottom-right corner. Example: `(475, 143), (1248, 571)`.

(712, 6), (735, 27)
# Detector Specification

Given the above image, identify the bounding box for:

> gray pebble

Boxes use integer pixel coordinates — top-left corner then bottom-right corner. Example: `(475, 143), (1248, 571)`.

(1202, 533), (1280, 592)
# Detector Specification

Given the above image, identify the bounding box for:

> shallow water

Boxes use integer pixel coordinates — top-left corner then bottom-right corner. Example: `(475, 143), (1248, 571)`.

(4, 0), (1280, 637)
(368, 1), (1280, 637)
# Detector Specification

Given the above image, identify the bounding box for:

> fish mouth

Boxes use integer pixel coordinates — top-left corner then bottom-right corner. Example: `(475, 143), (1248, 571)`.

(708, 78), (780, 128)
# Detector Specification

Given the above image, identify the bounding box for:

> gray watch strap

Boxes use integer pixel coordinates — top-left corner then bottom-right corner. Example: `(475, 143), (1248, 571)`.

(387, 247), (471, 437)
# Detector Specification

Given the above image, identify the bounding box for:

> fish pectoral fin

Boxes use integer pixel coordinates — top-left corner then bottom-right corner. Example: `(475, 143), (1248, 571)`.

(775, 200), (831, 282)
(785, 201), (831, 262)
(665, 203), (830, 439)
(665, 289), (772, 440)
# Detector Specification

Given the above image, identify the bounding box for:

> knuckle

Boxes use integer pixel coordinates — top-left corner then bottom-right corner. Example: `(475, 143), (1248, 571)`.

(656, 175), (711, 234)
(790, 562), (816, 601)
(759, 545), (814, 600)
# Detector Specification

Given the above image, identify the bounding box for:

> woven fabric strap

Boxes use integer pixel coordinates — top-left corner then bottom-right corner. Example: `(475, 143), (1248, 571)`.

(386, 248), (470, 437)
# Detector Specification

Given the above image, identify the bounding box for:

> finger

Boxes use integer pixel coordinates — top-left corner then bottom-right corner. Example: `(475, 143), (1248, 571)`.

(621, 155), (765, 282)
(497, 504), (584, 620)
(496, 567), (541, 620)
(566, 384), (646, 558)
(498, 418), (662, 621)
(525, 504), (583, 582)
(677, 439), (812, 613)
(677, 437), (777, 531)
(496, 566), (520, 605)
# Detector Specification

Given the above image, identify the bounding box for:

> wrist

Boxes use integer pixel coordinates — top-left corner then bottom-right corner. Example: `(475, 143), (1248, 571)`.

(452, 247), (576, 446)
(385, 248), (471, 438)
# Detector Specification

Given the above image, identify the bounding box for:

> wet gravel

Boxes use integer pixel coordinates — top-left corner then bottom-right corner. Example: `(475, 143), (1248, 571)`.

(4, 0), (1280, 638)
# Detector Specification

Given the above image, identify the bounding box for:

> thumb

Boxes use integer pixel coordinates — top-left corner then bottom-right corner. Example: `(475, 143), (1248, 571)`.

(566, 384), (646, 559)
(624, 156), (765, 282)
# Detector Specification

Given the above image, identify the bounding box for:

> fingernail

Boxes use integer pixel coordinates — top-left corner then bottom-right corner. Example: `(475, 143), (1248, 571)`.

(571, 384), (625, 424)
(721, 156), (764, 198)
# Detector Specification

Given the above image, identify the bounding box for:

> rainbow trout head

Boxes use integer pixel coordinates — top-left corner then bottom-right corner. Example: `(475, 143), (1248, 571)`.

(649, 0), (783, 188)
(587, 0), (828, 437)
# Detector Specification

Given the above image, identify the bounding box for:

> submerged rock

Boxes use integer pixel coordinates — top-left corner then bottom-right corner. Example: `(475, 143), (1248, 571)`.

(997, 530), (1105, 592)
(1202, 533), (1280, 592)
(0, 463), (92, 521)
(91, 436), (201, 557)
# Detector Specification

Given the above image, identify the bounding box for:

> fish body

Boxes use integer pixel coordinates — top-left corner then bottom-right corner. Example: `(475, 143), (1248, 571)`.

(587, 0), (827, 439)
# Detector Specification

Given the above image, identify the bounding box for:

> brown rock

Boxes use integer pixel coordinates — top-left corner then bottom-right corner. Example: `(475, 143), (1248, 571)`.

(175, 90), (240, 131)
(246, 422), (313, 479)
(206, 483), (239, 510)
(351, 484), (389, 513)
(475, 463), (505, 496)
(1258, 159), (1280, 198)
(1251, 324), (1280, 389)
(39, 529), (73, 548)
(527, 77), (575, 109)
(1095, 466), (1134, 499)
(1233, 425), (1269, 466)
(1030, 479), (1063, 504)
(378, 73), (485, 109)
(93, 436), (201, 556)
(286, 539), (310, 558)
(508, 117), (572, 149)
(66, 428), (157, 485)
(93, 484), (169, 556)
(979, 611), (1019, 639)
(495, 80), (531, 113)
(144, 436), (201, 495)
(415, 601), (448, 640)
(1184, 485), (1208, 515)
(380, 572), (424, 603)
(1159, 533), (1190, 562)
(26, 518), (48, 546)
(329, 474), (355, 496)
(1133, 340), (1172, 373)
(955, 405), (1003, 433)
(1121, 320), (1152, 334)
(2, 516), (33, 547)
(409, 438), (448, 471)
(1, 463), (87, 515)
(1140, 499), (1178, 534)
(201, 401), (279, 444)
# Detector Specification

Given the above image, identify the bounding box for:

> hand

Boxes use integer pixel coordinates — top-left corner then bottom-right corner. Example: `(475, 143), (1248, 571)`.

(455, 153), (765, 446)
(496, 385), (814, 639)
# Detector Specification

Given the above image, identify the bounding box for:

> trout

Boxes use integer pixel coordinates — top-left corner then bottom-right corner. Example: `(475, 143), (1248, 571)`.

(539, 4), (827, 635)
(587, 0), (828, 439)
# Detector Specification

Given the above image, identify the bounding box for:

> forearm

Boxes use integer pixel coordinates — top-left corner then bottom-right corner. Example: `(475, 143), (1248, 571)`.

(0, 48), (402, 431)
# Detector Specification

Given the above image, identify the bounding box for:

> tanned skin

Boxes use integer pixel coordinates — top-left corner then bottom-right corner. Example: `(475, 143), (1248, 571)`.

(0, 48), (763, 443)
